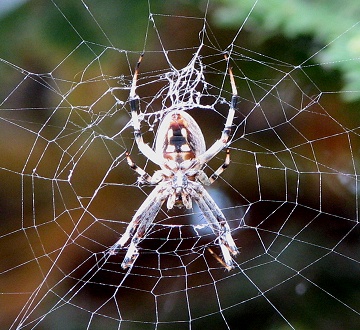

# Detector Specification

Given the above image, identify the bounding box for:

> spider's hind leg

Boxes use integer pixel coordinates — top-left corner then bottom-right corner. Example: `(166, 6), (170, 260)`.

(191, 184), (238, 269)
(111, 183), (167, 269)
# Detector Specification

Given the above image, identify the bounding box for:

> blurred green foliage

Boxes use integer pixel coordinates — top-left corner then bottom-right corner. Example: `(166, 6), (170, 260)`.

(214, 0), (360, 102)
(0, 0), (151, 64)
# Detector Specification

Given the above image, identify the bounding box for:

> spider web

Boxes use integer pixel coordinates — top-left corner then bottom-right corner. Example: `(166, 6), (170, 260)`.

(1, 0), (360, 329)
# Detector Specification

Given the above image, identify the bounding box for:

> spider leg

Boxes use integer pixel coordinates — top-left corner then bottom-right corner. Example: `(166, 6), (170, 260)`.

(129, 54), (164, 166)
(111, 183), (169, 268)
(201, 189), (238, 255)
(209, 148), (230, 184)
(126, 151), (153, 184)
(198, 62), (238, 165)
(191, 184), (238, 269)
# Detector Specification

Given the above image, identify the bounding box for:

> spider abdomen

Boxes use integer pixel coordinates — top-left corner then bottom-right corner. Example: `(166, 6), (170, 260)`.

(155, 111), (206, 163)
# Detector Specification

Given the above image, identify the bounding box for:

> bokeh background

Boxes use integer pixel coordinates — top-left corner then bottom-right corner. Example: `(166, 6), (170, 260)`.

(1, 0), (360, 329)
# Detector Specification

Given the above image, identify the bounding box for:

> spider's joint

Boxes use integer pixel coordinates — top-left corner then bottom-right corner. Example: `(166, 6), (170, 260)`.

(231, 95), (239, 109)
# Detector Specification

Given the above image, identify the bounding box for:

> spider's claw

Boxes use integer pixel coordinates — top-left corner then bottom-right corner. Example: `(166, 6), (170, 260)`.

(109, 240), (125, 255)
(219, 224), (238, 254)
(224, 232), (239, 256)
(217, 231), (239, 270)
(109, 247), (118, 256)
(219, 243), (235, 270)
(121, 242), (139, 269)
(121, 255), (138, 269)
(109, 239), (139, 269)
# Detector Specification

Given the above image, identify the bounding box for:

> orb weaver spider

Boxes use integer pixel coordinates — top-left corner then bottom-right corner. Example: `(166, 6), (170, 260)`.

(111, 54), (239, 270)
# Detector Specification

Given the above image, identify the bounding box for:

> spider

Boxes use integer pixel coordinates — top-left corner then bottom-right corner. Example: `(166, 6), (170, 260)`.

(111, 54), (239, 270)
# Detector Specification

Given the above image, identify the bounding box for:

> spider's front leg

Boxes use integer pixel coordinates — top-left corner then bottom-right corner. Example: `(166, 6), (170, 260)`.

(198, 62), (238, 166)
(129, 54), (163, 166)
(110, 183), (168, 268)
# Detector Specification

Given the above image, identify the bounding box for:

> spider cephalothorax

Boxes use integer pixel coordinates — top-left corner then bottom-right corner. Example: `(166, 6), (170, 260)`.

(111, 55), (239, 270)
